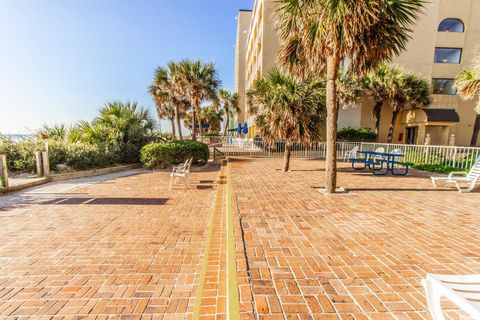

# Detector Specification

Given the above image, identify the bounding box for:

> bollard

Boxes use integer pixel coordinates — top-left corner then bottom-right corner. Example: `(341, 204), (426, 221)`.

(35, 151), (43, 177)
(0, 155), (9, 188)
(42, 151), (51, 178)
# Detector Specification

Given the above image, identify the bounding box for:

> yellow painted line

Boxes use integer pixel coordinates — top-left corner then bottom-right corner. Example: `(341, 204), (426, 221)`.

(227, 159), (241, 319)
(192, 161), (225, 320)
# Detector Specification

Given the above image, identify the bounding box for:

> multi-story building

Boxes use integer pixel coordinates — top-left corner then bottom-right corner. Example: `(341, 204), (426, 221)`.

(234, 0), (480, 146)
(234, 0), (280, 138)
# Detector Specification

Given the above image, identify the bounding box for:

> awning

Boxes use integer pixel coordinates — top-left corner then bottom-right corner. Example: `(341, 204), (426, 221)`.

(422, 108), (460, 123)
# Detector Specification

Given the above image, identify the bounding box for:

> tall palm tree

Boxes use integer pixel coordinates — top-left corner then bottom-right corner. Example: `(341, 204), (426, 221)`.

(362, 65), (402, 141)
(173, 60), (220, 140)
(156, 101), (177, 139)
(248, 70), (326, 172)
(218, 89), (240, 136)
(276, 0), (424, 193)
(387, 73), (431, 143)
(456, 53), (480, 146)
(150, 64), (191, 140)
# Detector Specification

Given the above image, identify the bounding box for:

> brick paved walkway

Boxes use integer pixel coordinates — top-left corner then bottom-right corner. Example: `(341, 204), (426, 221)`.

(230, 158), (480, 320)
(0, 166), (220, 319)
(1, 158), (480, 319)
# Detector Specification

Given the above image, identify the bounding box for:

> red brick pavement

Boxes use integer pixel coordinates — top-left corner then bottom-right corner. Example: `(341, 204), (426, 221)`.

(0, 166), (220, 319)
(229, 158), (480, 320)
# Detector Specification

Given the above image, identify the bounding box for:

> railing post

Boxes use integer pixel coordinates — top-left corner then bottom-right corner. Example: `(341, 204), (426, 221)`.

(35, 151), (44, 177)
(213, 147), (216, 162)
(42, 151), (51, 178)
(452, 147), (457, 168)
(0, 155), (9, 189)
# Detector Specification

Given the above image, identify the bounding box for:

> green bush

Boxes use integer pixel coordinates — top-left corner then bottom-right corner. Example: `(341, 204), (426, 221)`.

(140, 140), (209, 169)
(337, 127), (376, 142)
(64, 143), (117, 170)
(413, 163), (468, 174)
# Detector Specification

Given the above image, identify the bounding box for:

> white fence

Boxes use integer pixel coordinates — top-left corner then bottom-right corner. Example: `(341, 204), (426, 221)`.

(202, 136), (480, 170)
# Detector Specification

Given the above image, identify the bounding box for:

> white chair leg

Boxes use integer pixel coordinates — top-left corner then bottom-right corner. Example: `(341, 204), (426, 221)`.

(455, 182), (462, 193)
(431, 178), (437, 188)
(422, 278), (446, 320)
(169, 175), (174, 190)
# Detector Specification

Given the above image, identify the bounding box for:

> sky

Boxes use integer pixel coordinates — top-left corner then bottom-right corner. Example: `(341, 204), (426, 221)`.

(0, 0), (254, 134)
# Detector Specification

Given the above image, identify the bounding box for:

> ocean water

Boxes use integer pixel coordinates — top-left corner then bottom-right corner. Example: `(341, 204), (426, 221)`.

(0, 134), (34, 142)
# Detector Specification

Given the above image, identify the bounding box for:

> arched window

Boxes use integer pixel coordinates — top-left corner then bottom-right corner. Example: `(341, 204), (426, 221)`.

(438, 18), (464, 32)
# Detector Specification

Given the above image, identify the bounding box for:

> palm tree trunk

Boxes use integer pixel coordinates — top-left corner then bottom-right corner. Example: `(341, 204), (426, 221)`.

(192, 104), (197, 141)
(282, 141), (292, 172)
(175, 106), (183, 140)
(325, 54), (340, 194)
(170, 118), (176, 140)
(223, 112), (230, 136)
(470, 113), (480, 146)
(372, 100), (383, 142)
(387, 109), (400, 143)
(197, 108), (203, 138)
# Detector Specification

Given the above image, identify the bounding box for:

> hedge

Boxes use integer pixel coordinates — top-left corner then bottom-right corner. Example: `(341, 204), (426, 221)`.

(140, 140), (209, 169)
(337, 127), (376, 142)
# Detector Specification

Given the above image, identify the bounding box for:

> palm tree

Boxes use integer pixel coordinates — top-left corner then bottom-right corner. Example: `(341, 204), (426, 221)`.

(36, 124), (68, 140)
(94, 101), (156, 150)
(156, 101), (177, 139)
(387, 72), (431, 143)
(456, 53), (480, 146)
(150, 64), (191, 140)
(202, 105), (224, 134)
(276, 0), (424, 193)
(218, 89), (240, 136)
(362, 64), (402, 141)
(248, 69), (326, 172)
(173, 60), (220, 140)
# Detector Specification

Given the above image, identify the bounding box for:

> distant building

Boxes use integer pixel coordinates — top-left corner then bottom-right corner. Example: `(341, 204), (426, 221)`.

(234, 0), (480, 146)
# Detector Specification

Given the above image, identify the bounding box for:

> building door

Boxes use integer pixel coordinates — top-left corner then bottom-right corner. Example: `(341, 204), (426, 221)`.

(406, 127), (417, 145)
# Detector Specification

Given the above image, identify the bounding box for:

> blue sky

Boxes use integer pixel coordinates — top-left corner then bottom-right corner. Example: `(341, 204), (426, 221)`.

(0, 0), (254, 134)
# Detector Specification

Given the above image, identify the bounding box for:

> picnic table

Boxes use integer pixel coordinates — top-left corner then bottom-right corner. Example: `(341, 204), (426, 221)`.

(351, 150), (412, 176)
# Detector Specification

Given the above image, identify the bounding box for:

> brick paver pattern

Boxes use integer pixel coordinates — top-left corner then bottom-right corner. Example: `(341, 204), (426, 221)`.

(230, 158), (480, 320)
(0, 167), (220, 319)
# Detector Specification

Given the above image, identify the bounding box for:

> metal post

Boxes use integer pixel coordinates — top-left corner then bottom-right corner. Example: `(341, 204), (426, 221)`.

(42, 151), (51, 178)
(35, 151), (43, 177)
(0, 155), (9, 188)
(452, 147), (457, 168)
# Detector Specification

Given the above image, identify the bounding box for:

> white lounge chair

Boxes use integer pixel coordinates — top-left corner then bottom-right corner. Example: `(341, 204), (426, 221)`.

(431, 156), (480, 193)
(170, 157), (193, 189)
(344, 146), (359, 161)
(422, 274), (480, 320)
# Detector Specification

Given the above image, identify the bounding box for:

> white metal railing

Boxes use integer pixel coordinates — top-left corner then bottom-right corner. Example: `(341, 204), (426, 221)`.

(204, 136), (480, 170)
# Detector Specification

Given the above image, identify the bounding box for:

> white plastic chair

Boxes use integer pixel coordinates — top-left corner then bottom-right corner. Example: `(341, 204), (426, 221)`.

(391, 148), (402, 155)
(431, 156), (480, 193)
(422, 274), (480, 320)
(344, 146), (359, 161)
(169, 157), (193, 189)
(373, 147), (385, 162)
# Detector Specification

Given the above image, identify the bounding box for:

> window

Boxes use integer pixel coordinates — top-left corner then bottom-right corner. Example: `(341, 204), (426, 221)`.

(438, 18), (464, 32)
(434, 48), (462, 64)
(432, 78), (457, 95)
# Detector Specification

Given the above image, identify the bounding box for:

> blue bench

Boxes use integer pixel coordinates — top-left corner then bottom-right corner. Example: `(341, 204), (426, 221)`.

(351, 158), (383, 171)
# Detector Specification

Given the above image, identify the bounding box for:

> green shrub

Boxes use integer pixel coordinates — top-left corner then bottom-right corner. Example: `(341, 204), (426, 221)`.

(140, 140), (209, 169)
(413, 163), (468, 174)
(337, 127), (376, 142)
(64, 143), (117, 170)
